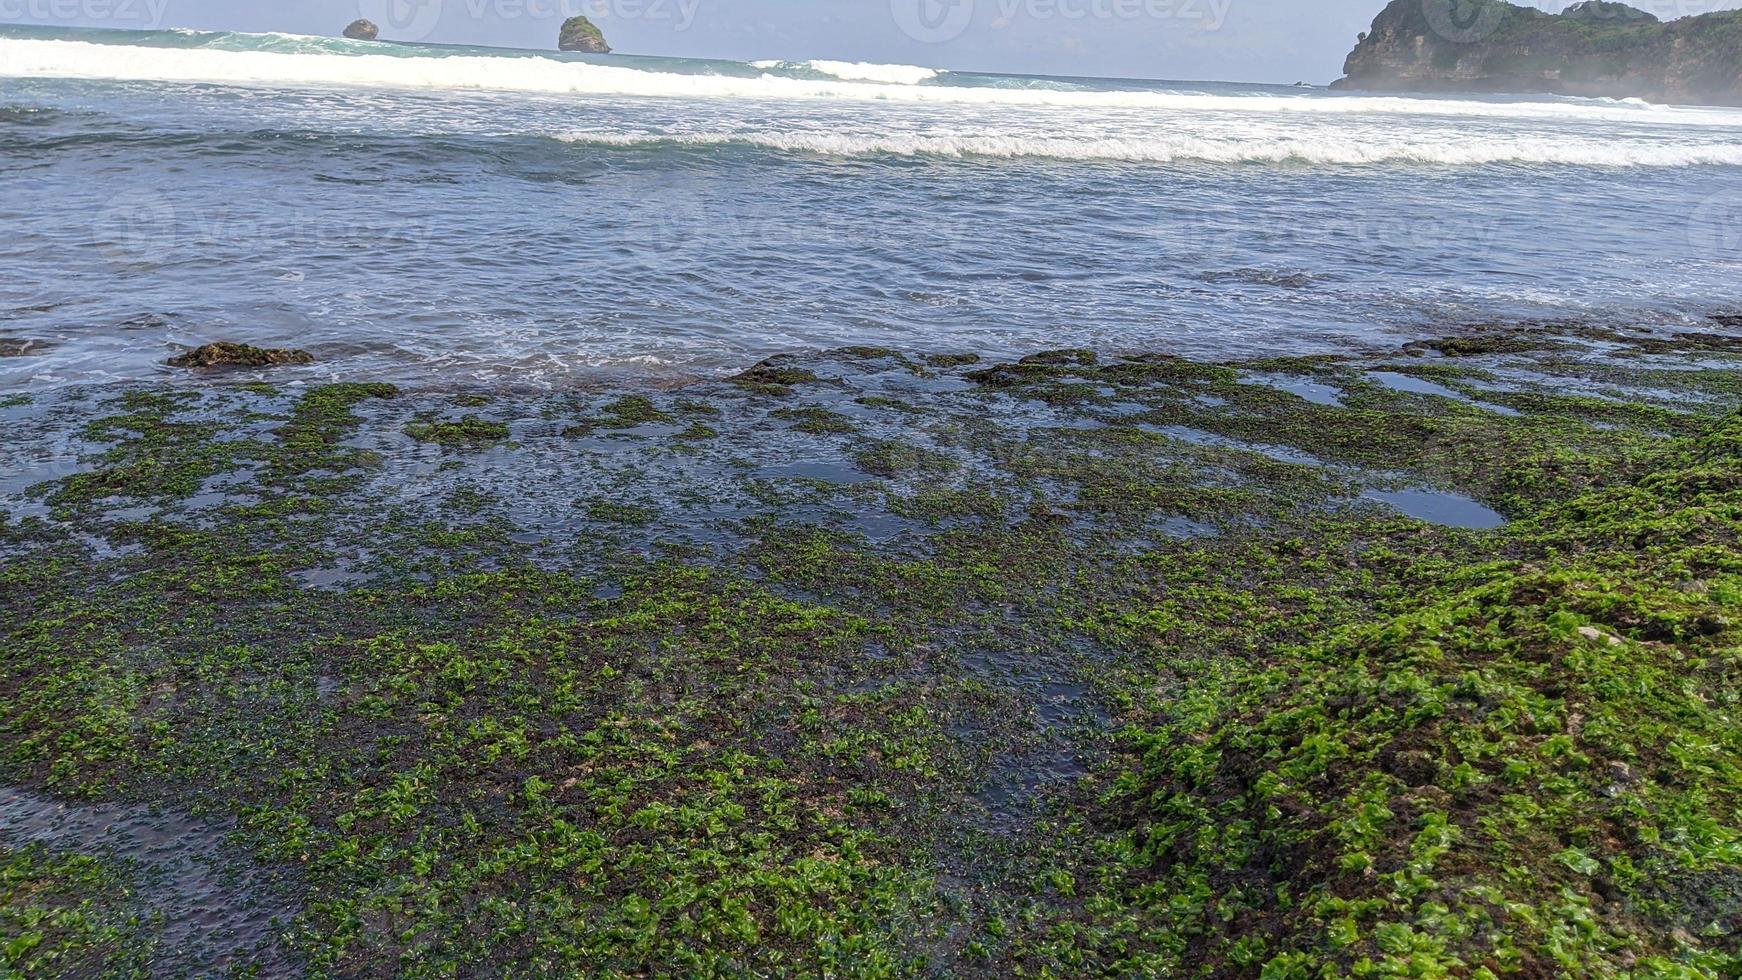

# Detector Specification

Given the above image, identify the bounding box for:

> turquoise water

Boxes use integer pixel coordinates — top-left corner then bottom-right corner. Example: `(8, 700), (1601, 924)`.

(2, 24), (1740, 386)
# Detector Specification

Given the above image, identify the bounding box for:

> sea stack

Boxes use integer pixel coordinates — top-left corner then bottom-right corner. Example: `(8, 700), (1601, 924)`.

(342, 19), (379, 41)
(558, 16), (610, 53)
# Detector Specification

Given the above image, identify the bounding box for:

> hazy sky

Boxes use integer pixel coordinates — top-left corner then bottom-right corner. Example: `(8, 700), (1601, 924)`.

(5, 0), (1740, 83)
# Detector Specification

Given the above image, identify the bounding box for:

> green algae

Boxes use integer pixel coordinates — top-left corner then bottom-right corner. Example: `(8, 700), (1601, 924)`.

(1011, 418), (1742, 977)
(0, 845), (153, 978)
(923, 353), (981, 369)
(774, 406), (859, 435)
(730, 362), (822, 396)
(598, 394), (673, 426)
(1, 331), (1739, 976)
(404, 414), (510, 447)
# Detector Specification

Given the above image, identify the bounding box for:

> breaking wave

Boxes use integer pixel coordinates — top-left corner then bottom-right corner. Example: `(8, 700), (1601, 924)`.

(559, 130), (1742, 167)
(751, 59), (943, 85)
(5, 34), (1742, 129)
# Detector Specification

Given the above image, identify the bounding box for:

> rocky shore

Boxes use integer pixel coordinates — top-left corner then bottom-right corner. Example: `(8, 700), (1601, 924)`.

(2, 325), (1739, 975)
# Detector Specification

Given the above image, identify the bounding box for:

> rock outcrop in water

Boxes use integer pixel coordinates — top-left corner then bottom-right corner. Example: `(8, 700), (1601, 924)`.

(342, 19), (379, 41)
(167, 342), (314, 368)
(558, 16), (610, 53)
(1333, 0), (1742, 105)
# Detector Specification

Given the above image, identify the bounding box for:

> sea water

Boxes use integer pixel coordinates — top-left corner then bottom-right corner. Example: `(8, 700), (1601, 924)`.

(2, 24), (1739, 387)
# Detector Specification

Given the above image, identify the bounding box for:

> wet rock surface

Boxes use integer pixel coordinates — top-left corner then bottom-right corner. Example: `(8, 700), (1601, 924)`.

(167, 342), (314, 369)
(0, 788), (304, 976)
(0, 338), (52, 358)
(2, 324), (1740, 975)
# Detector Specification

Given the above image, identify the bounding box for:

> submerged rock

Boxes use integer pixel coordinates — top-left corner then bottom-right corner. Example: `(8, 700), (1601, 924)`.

(117, 312), (175, 330)
(0, 338), (52, 357)
(167, 342), (314, 368)
(342, 19), (379, 41)
(558, 16), (610, 53)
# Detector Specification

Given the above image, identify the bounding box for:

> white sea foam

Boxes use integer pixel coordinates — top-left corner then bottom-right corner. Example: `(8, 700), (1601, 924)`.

(795, 60), (942, 85)
(562, 130), (1742, 167)
(7, 37), (1742, 129)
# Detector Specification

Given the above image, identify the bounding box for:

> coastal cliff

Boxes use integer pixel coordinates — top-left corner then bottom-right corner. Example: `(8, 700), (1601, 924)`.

(1333, 0), (1742, 105)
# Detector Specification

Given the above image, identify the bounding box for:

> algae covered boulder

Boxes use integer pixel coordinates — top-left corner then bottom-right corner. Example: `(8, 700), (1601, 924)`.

(167, 342), (314, 368)
(342, 19), (379, 41)
(558, 16), (610, 53)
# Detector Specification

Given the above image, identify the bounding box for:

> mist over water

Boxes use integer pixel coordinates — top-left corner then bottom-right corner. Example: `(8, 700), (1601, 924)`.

(1, 25), (1739, 388)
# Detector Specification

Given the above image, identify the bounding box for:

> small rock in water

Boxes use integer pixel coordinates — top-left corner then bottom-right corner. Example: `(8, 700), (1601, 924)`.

(0, 338), (52, 357)
(117, 312), (175, 330)
(343, 19), (379, 41)
(167, 342), (314, 368)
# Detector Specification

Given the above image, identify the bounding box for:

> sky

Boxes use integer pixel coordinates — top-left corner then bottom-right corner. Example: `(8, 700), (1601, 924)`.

(4, 0), (1741, 84)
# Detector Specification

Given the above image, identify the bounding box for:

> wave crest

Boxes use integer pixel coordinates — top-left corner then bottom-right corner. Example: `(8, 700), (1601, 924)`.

(762, 60), (942, 85)
(6, 36), (1742, 128)
(559, 130), (1742, 167)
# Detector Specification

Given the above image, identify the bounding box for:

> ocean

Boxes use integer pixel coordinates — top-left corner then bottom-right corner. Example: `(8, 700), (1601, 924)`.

(2, 23), (1740, 388)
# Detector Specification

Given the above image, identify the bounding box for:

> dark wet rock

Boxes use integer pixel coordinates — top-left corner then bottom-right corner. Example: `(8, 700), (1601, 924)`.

(168, 342), (314, 368)
(924, 353), (981, 368)
(342, 19), (379, 41)
(729, 359), (821, 394)
(964, 362), (1067, 387)
(405, 414), (509, 447)
(1201, 268), (1315, 289)
(832, 346), (907, 362)
(1407, 333), (1567, 357)
(1020, 349), (1098, 367)
(1712, 314), (1742, 329)
(0, 786), (303, 975)
(0, 338), (52, 357)
(5, 330), (1741, 977)
(117, 312), (175, 330)
(1380, 746), (1444, 786)
(558, 15), (610, 53)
